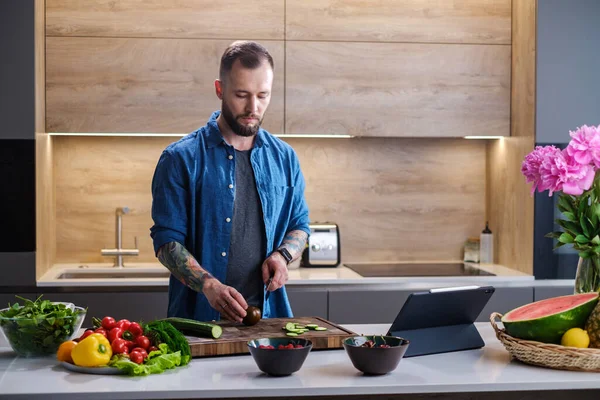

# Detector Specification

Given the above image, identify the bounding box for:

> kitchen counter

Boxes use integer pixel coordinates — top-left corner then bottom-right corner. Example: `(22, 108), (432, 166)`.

(1, 323), (599, 399)
(37, 261), (533, 288)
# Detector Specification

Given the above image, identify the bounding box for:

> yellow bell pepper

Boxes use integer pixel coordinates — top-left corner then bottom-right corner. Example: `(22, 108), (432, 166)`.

(71, 333), (112, 367)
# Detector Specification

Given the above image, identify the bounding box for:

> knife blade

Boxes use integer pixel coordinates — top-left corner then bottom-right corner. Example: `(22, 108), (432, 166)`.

(265, 276), (273, 301)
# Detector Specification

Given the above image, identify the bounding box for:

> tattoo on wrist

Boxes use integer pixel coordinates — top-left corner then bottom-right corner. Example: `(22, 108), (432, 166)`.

(158, 242), (214, 293)
(278, 230), (308, 260)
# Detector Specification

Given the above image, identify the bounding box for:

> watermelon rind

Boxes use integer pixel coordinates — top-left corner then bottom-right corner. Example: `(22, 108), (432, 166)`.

(501, 293), (599, 344)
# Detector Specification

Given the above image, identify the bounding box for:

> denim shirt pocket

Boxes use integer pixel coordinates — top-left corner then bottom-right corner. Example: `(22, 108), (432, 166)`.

(260, 183), (295, 226)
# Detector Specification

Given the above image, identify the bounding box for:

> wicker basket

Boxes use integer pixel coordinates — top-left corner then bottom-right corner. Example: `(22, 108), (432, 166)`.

(490, 312), (600, 372)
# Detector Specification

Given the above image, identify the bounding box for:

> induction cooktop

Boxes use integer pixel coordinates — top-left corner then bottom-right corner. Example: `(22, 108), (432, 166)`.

(343, 262), (495, 277)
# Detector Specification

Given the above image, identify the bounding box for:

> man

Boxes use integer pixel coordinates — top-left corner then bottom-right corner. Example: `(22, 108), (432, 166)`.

(150, 41), (310, 323)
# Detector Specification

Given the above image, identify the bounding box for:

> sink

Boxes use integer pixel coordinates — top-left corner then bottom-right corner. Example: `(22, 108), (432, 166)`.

(57, 269), (171, 279)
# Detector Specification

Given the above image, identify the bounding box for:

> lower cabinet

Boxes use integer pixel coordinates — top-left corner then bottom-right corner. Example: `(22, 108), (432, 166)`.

(478, 287), (534, 322)
(328, 287), (535, 325)
(41, 292), (169, 327)
(286, 287), (328, 319)
(328, 289), (415, 324)
(534, 286), (574, 301)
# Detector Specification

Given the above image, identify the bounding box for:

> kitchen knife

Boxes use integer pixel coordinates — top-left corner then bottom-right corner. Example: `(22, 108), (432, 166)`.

(265, 276), (273, 301)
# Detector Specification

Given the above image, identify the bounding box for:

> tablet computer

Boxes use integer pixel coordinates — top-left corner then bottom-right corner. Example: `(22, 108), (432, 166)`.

(386, 285), (495, 357)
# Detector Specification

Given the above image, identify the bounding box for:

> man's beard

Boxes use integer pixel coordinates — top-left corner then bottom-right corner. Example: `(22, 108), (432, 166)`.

(221, 100), (263, 137)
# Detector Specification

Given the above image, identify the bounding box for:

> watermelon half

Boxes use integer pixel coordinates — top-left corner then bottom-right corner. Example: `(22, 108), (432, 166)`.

(501, 292), (599, 344)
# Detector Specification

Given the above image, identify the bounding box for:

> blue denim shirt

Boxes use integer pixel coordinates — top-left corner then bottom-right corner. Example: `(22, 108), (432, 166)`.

(150, 111), (310, 322)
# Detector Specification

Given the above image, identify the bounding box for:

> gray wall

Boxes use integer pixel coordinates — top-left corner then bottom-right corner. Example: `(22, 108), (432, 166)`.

(0, 0), (35, 140)
(536, 0), (600, 144)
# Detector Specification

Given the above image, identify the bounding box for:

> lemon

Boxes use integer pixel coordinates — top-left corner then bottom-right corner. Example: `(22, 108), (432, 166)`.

(560, 328), (590, 348)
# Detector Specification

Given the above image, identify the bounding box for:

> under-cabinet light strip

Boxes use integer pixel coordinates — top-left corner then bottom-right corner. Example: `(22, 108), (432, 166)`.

(47, 132), (354, 139)
(463, 136), (505, 139)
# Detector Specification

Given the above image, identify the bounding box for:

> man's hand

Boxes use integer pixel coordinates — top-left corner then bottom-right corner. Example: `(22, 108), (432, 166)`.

(261, 252), (289, 292)
(202, 279), (248, 323)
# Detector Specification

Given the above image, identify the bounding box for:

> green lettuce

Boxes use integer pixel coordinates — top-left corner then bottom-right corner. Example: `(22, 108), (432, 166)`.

(108, 343), (183, 376)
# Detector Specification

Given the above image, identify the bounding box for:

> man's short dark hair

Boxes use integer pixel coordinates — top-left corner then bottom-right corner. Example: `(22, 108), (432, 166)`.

(219, 41), (274, 83)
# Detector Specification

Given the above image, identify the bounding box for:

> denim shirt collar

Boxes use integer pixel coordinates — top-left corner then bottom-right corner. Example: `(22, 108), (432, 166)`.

(204, 111), (269, 150)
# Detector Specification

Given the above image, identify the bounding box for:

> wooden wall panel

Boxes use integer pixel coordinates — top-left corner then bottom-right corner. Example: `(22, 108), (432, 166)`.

(53, 137), (486, 264)
(46, 0), (284, 39)
(486, 0), (536, 274)
(46, 38), (285, 134)
(35, 0), (55, 279)
(286, 0), (511, 44)
(285, 41), (510, 137)
(54, 136), (174, 264)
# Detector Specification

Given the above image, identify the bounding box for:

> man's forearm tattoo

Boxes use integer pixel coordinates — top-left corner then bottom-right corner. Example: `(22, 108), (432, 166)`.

(157, 241), (214, 293)
(278, 230), (308, 260)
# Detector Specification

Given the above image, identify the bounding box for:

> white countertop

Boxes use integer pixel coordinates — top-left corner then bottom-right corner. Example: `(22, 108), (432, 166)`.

(1, 323), (599, 399)
(37, 261), (533, 287)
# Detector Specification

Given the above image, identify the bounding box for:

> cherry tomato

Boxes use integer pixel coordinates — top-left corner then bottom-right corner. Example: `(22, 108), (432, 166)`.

(101, 316), (117, 330)
(131, 347), (148, 359)
(108, 328), (123, 343)
(111, 338), (129, 354)
(94, 328), (108, 338)
(129, 351), (144, 364)
(135, 335), (150, 350)
(128, 322), (143, 338)
(78, 329), (94, 341)
(148, 346), (159, 353)
(116, 319), (131, 331)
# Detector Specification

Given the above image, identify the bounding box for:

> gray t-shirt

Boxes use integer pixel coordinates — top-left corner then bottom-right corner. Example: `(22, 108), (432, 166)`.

(225, 149), (266, 309)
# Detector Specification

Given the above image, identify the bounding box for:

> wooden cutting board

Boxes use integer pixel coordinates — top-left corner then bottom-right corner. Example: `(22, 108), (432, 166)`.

(187, 316), (356, 357)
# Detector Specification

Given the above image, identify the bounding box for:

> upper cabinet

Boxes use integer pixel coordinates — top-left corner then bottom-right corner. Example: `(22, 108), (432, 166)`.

(285, 41), (510, 137)
(46, 0), (285, 39)
(45, 0), (285, 134)
(284, 0), (511, 137)
(286, 0), (511, 44)
(44, 0), (512, 137)
(45, 37), (284, 134)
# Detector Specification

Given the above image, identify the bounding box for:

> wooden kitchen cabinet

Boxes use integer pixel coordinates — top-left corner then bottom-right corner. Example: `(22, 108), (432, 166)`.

(40, 292), (169, 327)
(45, 37), (285, 134)
(286, 287), (328, 319)
(285, 41), (510, 137)
(328, 287), (534, 325)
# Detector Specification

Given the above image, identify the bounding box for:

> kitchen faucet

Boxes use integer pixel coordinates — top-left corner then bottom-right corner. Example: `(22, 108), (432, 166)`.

(101, 207), (139, 268)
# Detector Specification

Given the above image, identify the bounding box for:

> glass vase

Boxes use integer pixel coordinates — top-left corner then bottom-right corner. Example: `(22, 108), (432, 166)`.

(574, 255), (600, 294)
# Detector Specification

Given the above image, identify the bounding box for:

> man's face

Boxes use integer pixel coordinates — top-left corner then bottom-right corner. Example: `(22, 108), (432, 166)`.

(216, 59), (273, 137)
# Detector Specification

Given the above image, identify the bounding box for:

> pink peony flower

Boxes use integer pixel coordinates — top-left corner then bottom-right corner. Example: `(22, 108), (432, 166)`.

(566, 124), (600, 168)
(521, 145), (562, 194)
(539, 149), (596, 196)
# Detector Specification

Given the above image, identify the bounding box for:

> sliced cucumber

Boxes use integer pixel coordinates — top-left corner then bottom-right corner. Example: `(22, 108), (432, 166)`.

(286, 332), (299, 337)
(305, 324), (319, 329)
(314, 327), (327, 331)
(285, 322), (296, 331)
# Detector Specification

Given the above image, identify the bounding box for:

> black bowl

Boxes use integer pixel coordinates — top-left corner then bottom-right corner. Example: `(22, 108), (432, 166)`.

(343, 335), (409, 375)
(247, 337), (312, 376)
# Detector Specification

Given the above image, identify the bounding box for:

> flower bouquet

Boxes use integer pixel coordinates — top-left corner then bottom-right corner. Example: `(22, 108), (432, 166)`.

(521, 124), (600, 293)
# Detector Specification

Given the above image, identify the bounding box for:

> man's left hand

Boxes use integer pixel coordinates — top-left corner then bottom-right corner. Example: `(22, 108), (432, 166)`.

(261, 252), (289, 292)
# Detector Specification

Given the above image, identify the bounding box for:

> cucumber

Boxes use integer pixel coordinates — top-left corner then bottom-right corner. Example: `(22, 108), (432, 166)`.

(286, 332), (298, 337)
(305, 324), (319, 329)
(294, 325), (306, 329)
(285, 322), (296, 331)
(154, 317), (223, 339)
(314, 327), (327, 331)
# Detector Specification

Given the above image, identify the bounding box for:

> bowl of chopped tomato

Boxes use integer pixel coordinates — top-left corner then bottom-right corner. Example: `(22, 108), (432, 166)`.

(247, 337), (312, 376)
(343, 335), (409, 375)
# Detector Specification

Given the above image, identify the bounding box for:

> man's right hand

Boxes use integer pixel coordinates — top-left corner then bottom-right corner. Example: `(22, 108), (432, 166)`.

(202, 279), (248, 323)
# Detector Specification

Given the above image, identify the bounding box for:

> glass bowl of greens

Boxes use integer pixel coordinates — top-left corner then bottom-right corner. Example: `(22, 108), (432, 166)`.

(0, 296), (86, 357)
